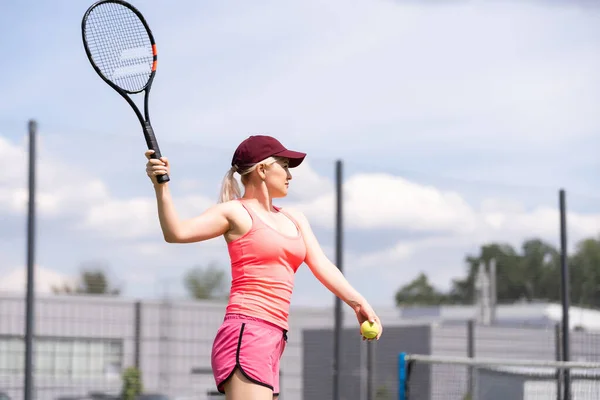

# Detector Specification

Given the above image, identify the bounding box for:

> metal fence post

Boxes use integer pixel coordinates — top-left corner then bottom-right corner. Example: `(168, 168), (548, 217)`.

(467, 320), (475, 396)
(134, 301), (142, 369)
(559, 189), (571, 400)
(555, 323), (562, 400)
(24, 119), (38, 400)
(366, 341), (374, 400)
(333, 159), (344, 400)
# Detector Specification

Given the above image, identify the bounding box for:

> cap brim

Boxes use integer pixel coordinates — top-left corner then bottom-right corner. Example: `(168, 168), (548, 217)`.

(275, 149), (306, 168)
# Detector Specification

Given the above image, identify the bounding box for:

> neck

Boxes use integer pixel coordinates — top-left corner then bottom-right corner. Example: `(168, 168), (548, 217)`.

(242, 184), (273, 211)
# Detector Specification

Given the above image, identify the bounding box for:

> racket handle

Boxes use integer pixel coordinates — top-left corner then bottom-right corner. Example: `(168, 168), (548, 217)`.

(156, 171), (170, 184)
(144, 122), (170, 184)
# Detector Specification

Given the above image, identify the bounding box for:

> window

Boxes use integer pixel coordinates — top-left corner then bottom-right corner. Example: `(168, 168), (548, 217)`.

(0, 336), (123, 379)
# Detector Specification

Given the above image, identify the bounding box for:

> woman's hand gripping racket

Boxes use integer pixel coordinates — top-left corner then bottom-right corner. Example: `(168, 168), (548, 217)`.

(81, 0), (169, 184)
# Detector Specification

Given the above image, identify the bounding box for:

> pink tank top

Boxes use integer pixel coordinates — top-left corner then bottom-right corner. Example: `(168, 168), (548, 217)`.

(225, 200), (307, 330)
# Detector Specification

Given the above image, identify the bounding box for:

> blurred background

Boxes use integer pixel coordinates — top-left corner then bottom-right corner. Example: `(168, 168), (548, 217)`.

(1, 0), (599, 399)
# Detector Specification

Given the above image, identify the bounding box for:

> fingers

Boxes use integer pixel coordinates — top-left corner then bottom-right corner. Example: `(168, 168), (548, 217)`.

(148, 166), (169, 175)
(147, 158), (165, 166)
(358, 303), (382, 341)
(146, 160), (168, 172)
(145, 150), (170, 182)
(145, 151), (169, 168)
(366, 312), (377, 324)
(145, 150), (169, 165)
(361, 303), (377, 323)
(375, 320), (383, 340)
(375, 316), (383, 340)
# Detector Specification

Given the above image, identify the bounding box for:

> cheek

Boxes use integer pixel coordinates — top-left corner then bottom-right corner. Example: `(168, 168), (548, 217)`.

(275, 168), (287, 179)
(267, 170), (287, 185)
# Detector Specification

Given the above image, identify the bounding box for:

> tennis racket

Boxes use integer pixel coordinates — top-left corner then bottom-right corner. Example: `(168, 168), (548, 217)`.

(81, 0), (169, 184)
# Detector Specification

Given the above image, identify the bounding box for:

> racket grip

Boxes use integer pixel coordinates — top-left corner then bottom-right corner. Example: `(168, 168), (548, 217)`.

(144, 122), (170, 184)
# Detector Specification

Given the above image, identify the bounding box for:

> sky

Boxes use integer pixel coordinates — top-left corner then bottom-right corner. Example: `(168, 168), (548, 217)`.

(1, 0), (599, 310)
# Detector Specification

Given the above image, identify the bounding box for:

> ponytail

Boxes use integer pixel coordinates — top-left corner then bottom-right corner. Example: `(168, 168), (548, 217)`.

(219, 166), (241, 203)
(218, 157), (279, 203)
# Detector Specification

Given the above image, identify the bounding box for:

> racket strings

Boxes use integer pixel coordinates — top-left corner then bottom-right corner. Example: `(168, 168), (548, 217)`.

(84, 2), (154, 93)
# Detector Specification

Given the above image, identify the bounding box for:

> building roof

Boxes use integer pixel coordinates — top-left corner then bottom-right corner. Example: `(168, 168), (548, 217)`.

(397, 302), (600, 331)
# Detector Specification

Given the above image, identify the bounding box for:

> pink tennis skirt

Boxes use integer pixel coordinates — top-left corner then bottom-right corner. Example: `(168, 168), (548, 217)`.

(211, 313), (288, 395)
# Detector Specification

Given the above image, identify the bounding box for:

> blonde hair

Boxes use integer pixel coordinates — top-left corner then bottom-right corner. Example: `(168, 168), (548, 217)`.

(218, 156), (280, 203)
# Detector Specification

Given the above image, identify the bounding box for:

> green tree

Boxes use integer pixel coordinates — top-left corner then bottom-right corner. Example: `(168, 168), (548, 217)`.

(519, 238), (560, 301)
(569, 235), (600, 309)
(395, 235), (600, 310)
(395, 272), (448, 306)
(52, 262), (121, 296)
(121, 366), (143, 400)
(78, 269), (121, 295)
(184, 263), (228, 300)
(448, 243), (521, 304)
(375, 385), (390, 400)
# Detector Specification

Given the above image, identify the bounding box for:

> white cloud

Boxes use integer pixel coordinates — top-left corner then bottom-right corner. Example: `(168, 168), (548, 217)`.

(1, 0), (599, 305)
(0, 136), (112, 217)
(0, 135), (223, 241)
(81, 196), (160, 239)
(179, 0), (600, 151)
(291, 169), (599, 242)
(353, 242), (415, 269)
(294, 172), (477, 233)
(0, 266), (76, 295)
(81, 193), (219, 240)
(289, 170), (599, 292)
(286, 160), (333, 201)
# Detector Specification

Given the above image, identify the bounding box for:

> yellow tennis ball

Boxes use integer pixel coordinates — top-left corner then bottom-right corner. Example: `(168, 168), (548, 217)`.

(361, 320), (379, 339)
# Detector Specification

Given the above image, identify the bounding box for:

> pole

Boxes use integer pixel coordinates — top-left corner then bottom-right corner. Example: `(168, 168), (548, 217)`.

(555, 323), (562, 400)
(467, 320), (475, 397)
(24, 119), (37, 400)
(559, 189), (570, 400)
(366, 341), (373, 400)
(333, 160), (343, 400)
(134, 301), (142, 369)
(489, 259), (497, 324)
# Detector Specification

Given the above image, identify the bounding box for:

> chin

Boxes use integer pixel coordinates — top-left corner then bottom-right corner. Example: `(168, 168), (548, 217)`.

(271, 187), (288, 198)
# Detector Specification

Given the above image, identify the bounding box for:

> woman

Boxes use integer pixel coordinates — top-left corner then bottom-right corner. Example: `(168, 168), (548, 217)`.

(145, 135), (382, 400)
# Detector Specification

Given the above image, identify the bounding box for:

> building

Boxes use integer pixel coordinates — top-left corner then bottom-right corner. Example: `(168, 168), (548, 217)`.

(1, 291), (599, 400)
(396, 302), (600, 331)
(302, 303), (600, 400)
(0, 292), (399, 400)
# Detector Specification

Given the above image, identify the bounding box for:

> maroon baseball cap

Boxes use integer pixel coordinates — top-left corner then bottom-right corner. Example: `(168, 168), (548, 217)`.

(231, 135), (306, 170)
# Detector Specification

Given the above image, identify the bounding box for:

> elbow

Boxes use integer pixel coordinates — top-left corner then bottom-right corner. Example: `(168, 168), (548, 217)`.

(163, 232), (180, 243)
(163, 231), (194, 244)
(163, 235), (175, 243)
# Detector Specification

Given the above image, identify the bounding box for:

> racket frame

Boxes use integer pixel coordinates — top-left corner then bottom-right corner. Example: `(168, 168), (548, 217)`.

(81, 0), (170, 183)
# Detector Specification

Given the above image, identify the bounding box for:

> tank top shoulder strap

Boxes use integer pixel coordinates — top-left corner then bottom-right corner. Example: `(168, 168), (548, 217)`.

(273, 205), (301, 232)
(236, 198), (263, 227)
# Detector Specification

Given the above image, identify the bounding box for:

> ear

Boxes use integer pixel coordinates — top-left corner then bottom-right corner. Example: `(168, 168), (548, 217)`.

(257, 163), (267, 181)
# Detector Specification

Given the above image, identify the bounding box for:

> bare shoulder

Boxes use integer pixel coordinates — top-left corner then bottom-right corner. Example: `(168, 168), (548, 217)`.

(216, 199), (246, 219)
(191, 200), (242, 225)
